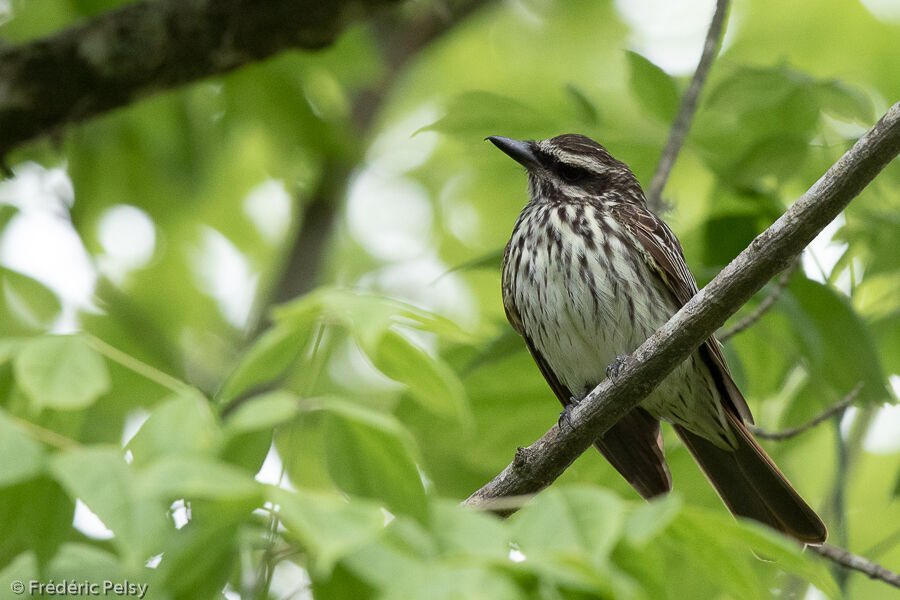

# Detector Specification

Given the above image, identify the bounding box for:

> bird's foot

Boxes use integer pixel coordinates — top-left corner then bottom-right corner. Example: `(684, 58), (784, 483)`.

(558, 397), (581, 431)
(606, 355), (629, 380)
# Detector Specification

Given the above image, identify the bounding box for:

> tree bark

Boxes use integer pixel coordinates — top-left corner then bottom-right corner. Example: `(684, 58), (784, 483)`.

(0, 0), (402, 157)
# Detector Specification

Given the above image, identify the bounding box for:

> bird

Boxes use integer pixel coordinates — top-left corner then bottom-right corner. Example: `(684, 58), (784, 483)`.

(488, 133), (826, 544)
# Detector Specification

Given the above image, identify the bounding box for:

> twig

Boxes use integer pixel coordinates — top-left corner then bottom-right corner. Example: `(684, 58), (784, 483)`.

(718, 259), (799, 342)
(830, 418), (851, 590)
(252, 466), (289, 599)
(747, 382), (862, 441)
(5, 413), (81, 451)
(646, 0), (730, 211)
(81, 333), (197, 395)
(808, 544), (900, 589)
(465, 102), (900, 508)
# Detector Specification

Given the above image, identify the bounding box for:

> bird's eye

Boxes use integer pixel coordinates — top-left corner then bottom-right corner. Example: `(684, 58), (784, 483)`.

(558, 164), (586, 183)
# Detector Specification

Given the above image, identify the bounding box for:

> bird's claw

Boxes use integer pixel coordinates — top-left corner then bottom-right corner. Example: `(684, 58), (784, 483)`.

(558, 397), (580, 431)
(606, 355), (629, 380)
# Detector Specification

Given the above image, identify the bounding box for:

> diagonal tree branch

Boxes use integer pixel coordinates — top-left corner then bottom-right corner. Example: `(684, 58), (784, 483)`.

(646, 0), (730, 211)
(465, 101), (900, 508)
(0, 0), (403, 158)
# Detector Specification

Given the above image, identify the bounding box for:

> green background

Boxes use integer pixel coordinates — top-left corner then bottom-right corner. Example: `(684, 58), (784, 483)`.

(0, 0), (898, 598)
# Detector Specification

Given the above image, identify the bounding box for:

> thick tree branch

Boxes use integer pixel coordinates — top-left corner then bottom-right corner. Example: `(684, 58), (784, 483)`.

(747, 382), (862, 441)
(809, 544), (900, 589)
(465, 101), (900, 507)
(646, 0), (729, 211)
(0, 0), (402, 158)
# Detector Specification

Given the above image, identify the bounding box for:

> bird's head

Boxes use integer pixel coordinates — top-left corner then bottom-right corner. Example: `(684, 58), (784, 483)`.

(487, 134), (645, 206)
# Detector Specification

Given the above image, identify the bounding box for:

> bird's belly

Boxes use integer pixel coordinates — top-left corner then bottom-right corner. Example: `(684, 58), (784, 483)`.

(504, 209), (729, 442)
(510, 237), (671, 397)
(513, 251), (724, 438)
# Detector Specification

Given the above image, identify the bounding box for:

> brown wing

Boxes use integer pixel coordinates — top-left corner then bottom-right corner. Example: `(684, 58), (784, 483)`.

(504, 292), (671, 498)
(612, 203), (753, 424)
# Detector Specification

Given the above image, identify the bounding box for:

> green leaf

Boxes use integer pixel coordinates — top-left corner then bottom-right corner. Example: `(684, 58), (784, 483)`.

(380, 566), (524, 600)
(275, 289), (389, 352)
(323, 402), (428, 521)
(153, 499), (244, 599)
(443, 248), (504, 275)
(368, 330), (468, 421)
(0, 339), (23, 367)
(220, 428), (273, 474)
(275, 288), (472, 352)
(0, 413), (45, 487)
(274, 412), (334, 492)
(873, 313), (900, 380)
(0, 477), (74, 566)
(625, 51), (680, 122)
(217, 318), (316, 403)
(273, 487), (386, 574)
(0, 267), (62, 335)
(786, 277), (887, 404)
(565, 84), (601, 126)
(623, 494), (681, 546)
(839, 213), (900, 278)
(223, 389), (298, 436)
(417, 91), (549, 139)
(340, 521), (431, 589)
(311, 561), (376, 600)
(49, 447), (168, 563)
(15, 335), (111, 411)
(137, 456), (261, 501)
(893, 468), (900, 498)
(462, 328), (526, 376)
(126, 392), (221, 467)
(675, 508), (840, 599)
(511, 485), (624, 583)
(702, 213), (762, 267)
(663, 511), (759, 598)
(696, 65), (821, 176)
(345, 518), (521, 599)
(45, 543), (128, 589)
(220, 388), (296, 473)
(815, 80), (874, 124)
(705, 65), (811, 115)
(429, 500), (510, 560)
(0, 552), (39, 595)
(725, 135), (810, 188)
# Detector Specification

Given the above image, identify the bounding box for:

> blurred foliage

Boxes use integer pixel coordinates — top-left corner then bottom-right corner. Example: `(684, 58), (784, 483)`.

(1, 0), (899, 598)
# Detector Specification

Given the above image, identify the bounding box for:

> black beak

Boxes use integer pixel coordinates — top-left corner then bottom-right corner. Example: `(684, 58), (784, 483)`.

(486, 136), (540, 170)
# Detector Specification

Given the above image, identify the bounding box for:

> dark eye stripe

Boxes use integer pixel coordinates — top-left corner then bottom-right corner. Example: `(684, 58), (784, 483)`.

(535, 147), (603, 185)
(558, 163), (588, 183)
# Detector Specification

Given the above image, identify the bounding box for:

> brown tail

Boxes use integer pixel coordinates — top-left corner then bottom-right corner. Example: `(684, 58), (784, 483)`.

(674, 411), (827, 544)
(594, 407), (672, 499)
